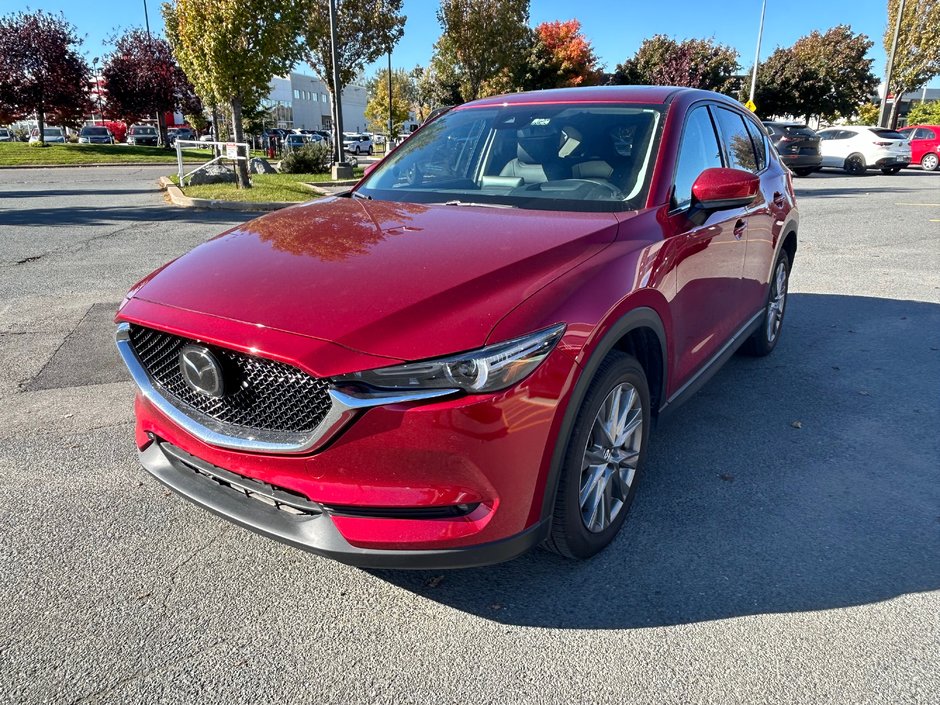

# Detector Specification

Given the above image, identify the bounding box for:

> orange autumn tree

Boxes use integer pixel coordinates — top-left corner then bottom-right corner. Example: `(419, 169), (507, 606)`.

(532, 19), (602, 88)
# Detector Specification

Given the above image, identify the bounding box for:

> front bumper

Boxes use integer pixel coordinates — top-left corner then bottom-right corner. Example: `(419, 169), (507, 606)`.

(141, 438), (550, 568)
(122, 306), (581, 564)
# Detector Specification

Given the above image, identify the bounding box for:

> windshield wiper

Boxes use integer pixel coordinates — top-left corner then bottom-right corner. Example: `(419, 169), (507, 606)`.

(441, 200), (515, 209)
(351, 191), (372, 200)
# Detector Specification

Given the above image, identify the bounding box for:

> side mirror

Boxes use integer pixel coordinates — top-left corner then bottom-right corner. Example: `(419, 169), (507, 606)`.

(688, 167), (759, 224)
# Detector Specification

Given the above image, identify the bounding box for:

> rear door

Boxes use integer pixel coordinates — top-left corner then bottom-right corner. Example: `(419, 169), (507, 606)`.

(903, 127), (936, 162)
(817, 130), (844, 166)
(666, 104), (750, 385)
(712, 106), (776, 321)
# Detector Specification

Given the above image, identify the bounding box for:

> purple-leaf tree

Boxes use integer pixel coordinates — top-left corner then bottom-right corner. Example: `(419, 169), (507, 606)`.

(102, 28), (202, 147)
(0, 10), (91, 143)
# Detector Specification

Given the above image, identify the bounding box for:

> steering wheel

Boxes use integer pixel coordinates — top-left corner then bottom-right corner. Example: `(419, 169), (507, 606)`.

(404, 163), (422, 186)
(565, 178), (625, 199)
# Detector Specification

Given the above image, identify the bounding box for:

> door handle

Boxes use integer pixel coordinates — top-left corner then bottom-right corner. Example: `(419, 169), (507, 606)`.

(733, 219), (746, 240)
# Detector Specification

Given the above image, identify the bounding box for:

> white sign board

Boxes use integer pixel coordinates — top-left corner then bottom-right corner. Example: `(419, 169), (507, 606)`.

(225, 142), (238, 159)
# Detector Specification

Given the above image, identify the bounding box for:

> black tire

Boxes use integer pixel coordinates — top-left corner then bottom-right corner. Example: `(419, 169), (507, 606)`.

(881, 166), (902, 174)
(921, 153), (939, 172)
(793, 168), (815, 177)
(844, 154), (867, 175)
(741, 250), (791, 357)
(545, 351), (651, 559)
(368, 146), (373, 155)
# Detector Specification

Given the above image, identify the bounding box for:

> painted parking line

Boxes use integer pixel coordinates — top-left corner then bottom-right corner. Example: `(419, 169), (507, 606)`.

(895, 202), (940, 207)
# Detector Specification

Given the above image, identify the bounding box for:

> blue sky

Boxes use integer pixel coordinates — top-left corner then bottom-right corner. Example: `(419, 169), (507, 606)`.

(4, 0), (935, 89)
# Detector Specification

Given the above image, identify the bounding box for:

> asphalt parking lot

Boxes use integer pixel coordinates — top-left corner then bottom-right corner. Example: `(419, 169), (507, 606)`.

(1, 166), (938, 704)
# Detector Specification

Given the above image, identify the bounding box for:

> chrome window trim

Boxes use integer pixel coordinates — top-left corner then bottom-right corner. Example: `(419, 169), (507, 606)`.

(115, 323), (459, 455)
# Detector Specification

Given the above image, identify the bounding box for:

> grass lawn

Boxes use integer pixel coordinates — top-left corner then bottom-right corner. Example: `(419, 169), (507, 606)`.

(0, 142), (218, 166)
(169, 171), (361, 203)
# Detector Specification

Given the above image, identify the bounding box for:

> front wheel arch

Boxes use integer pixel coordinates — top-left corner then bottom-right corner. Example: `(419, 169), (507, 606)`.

(538, 307), (667, 526)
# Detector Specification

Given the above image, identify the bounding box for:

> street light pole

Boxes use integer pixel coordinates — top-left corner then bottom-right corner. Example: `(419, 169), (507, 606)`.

(748, 0), (767, 106)
(328, 0), (351, 177)
(879, 0), (907, 128)
(387, 49), (393, 143)
(143, 0), (151, 39)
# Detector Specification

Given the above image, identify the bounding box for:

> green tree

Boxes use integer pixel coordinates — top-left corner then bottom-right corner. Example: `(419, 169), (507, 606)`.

(884, 0), (940, 127)
(750, 26), (876, 122)
(162, 0), (306, 188)
(856, 102), (880, 125)
(365, 68), (414, 137)
(415, 61), (462, 114)
(301, 0), (406, 138)
(907, 100), (940, 125)
(613, 35), (739, 94)
(431, 0), (531, 102)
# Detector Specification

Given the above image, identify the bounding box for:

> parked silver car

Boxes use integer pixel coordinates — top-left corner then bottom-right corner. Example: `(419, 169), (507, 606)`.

(29, 127), (66, 143)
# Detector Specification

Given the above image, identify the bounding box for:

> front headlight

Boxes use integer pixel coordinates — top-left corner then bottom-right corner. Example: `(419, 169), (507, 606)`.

(335, 324), (566, 394)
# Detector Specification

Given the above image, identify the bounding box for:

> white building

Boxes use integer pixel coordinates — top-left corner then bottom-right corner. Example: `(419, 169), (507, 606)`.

(265, 71), (369, 132)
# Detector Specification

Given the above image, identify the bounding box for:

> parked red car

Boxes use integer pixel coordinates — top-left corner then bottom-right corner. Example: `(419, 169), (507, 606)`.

(116, 86), (798, 567)
(898, 124), (940, 171)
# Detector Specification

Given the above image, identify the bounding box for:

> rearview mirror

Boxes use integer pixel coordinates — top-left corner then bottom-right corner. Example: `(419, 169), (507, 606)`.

(687, 168), (760, 225)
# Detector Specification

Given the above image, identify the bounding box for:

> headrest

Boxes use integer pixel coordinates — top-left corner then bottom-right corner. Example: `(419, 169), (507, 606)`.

(516, 126), (560, 165)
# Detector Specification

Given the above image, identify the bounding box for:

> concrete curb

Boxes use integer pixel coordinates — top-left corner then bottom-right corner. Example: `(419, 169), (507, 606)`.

(157, 176), (298, 212)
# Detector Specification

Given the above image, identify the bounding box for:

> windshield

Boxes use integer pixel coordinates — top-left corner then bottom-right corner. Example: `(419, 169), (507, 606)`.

(356, 103), (664, 212)
(81, 127), (108, 136)
(131, 127), (156, 135)
(44, 128), (63, 136)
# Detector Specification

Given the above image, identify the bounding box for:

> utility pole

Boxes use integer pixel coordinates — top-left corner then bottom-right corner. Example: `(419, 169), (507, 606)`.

(748, 0), (767, 108)
(879, 0), (906, 128)
(329, 0), (352, 178)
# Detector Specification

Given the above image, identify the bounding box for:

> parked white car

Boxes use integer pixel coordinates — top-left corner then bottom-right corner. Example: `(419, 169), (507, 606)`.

(816, 126), (912, 175)
(29, 127), (66, 144)
(342, 132), (373, 155)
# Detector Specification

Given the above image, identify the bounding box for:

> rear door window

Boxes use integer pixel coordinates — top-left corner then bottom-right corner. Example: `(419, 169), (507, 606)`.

(744, 119), (767, 170)
(712, 107), (758, 173)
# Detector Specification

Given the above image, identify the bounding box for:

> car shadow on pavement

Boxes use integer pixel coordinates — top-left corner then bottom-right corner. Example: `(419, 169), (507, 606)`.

(0, 204), (262, 228)
(0, 188), (160, 200)
(369, 293), (940, 628)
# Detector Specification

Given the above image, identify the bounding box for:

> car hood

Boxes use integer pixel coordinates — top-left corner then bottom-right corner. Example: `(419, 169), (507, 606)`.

(133, 197), (621, 361)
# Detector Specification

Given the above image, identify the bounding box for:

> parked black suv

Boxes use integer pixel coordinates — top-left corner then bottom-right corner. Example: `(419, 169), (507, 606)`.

(763, 122), (821, 176)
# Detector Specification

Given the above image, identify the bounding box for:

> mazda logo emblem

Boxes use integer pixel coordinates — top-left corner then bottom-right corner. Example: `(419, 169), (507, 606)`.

(179, 345), (224, 398)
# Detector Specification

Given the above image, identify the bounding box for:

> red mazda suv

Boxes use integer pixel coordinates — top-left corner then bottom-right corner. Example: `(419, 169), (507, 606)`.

(116, 87), (798, 567)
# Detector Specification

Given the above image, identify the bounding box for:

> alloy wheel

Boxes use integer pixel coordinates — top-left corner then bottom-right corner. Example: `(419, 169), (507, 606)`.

(846, 155), (865, 175)
(922, 153), (939, 172)
(579, 382), (643, 533)
(766, 259), (788, 343)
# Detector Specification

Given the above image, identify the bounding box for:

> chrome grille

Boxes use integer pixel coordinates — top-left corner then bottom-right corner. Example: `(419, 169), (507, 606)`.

(128, 325), (332, 434)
